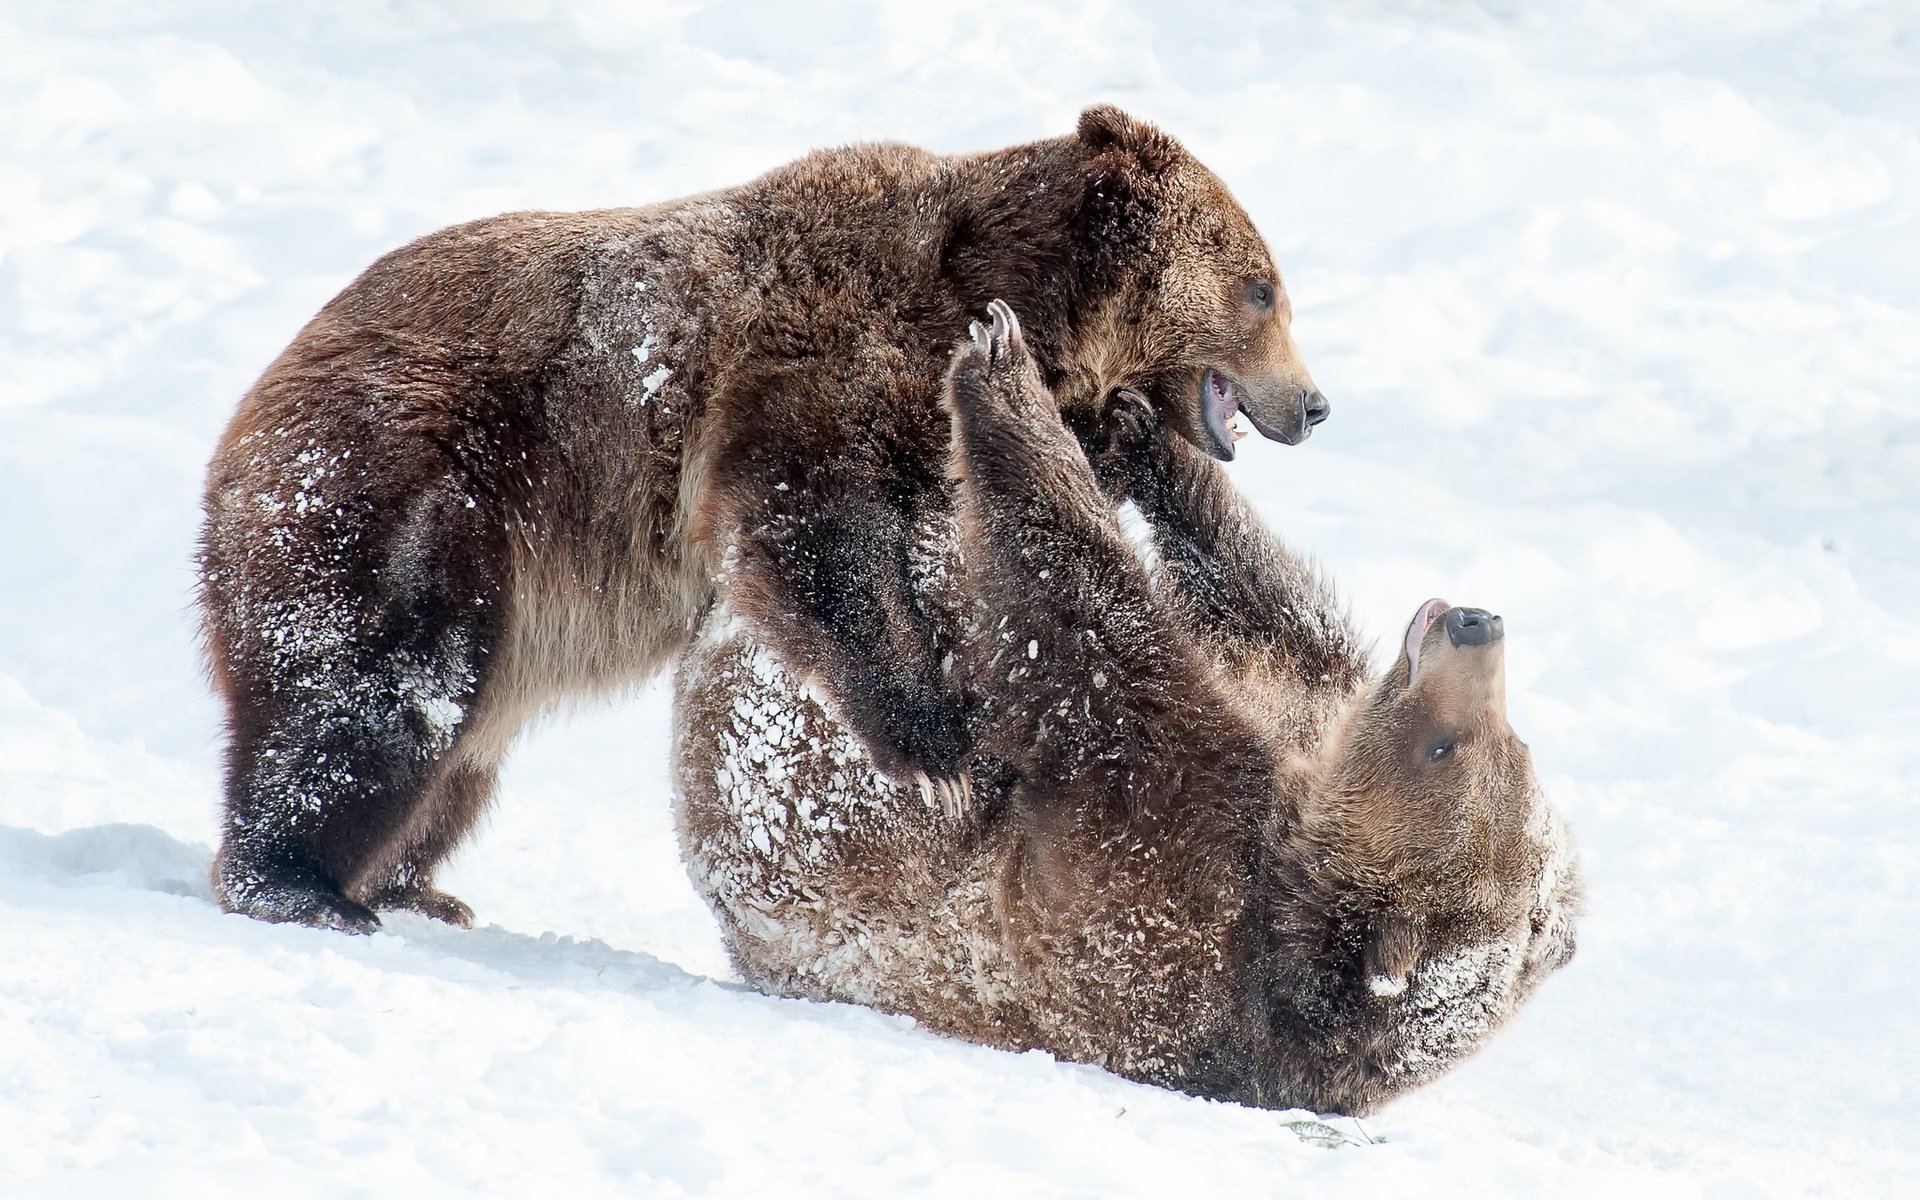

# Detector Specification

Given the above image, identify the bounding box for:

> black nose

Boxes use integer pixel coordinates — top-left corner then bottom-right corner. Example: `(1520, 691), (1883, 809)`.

(1303, 389), (1330, 427)
(1445, 607), (1504, 648)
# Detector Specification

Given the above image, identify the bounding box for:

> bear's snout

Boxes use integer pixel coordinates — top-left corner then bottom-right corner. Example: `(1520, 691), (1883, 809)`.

(1238, 378), (1325, 448)
(1444, 607), (1503, 649)
(1304, 388), (1331, 429)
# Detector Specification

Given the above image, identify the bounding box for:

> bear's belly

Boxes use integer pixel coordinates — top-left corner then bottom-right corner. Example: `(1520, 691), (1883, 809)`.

(673, 628), (1035, 1044)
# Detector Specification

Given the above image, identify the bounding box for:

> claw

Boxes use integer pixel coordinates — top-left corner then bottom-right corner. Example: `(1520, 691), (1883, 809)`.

(987, 298), (1019, 350)
(933, 773), (974, 820)
(968, 320), (988, 354)
(914, 771), (934, 807)
(1102, 388), (1160, 463)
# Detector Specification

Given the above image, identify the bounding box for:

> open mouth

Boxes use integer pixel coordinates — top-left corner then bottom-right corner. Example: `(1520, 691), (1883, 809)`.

(1402, 599), (1506, 687)
(1199, 368), (1249, 460)
(1402, 597), (1451, 688)
(1197, 368), (1312, 460)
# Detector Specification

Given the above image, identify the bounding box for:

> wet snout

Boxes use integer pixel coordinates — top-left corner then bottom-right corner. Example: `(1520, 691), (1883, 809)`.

(1194, 353), (1329, 461)
(1445, 607), (1503, 648)
(1420, 604), (1508, 723)
(1237, 378), (1330, 448)
(1192, 298), (1330, 459)
(1303, 389), (1331, 429)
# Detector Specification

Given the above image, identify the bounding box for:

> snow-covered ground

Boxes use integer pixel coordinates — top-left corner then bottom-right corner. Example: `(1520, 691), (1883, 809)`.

(4, 2), (1916, 1195)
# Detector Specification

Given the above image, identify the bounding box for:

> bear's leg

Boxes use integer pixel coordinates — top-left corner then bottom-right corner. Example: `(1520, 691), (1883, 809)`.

(946, 300), (1119, 516)
(206, 476), (507, 934)
(356, 759), (498, 927)
(945, 301), (1226, 792)
(711, 446), (967, 800)
(1075, 391), (1366, 691)
(210, 614), (496, 932)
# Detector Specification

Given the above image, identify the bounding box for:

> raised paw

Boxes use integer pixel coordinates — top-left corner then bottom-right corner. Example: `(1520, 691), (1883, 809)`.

(1107, 388), (1158, 448)
(967, 298), (1024, 361)
(1083, 387), (1166, 498)
(950, 298), (1048, 421)
(987, 297), (1021, 360)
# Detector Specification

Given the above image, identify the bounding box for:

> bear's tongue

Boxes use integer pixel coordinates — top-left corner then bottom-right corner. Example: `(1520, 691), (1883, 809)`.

(1404, 597), (1451, 688)
(1207, 369), (1245, 442)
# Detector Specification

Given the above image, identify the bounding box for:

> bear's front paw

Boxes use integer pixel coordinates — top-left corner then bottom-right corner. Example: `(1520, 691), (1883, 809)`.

(911, 769), (977, 822)
(217, 871), (384, 934)
(365, 882), (477, 928)
(1086, 387), (1166, 498)
(867, 690), (976, 816)
(1106, 387), (1158, 451)
(967, 297), (1024, 368)
(949, 298), (1048, 425)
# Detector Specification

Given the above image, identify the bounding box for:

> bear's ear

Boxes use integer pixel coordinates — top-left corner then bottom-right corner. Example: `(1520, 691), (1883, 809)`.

(1076, 104), (1182, 177)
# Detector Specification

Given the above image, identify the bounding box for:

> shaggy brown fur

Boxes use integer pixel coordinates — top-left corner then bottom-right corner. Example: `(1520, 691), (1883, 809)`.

(198, 107), (1325, 931)
(672, 303), (1580, 1115)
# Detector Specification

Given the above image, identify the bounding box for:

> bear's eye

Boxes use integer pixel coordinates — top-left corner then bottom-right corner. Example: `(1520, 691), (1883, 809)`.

(1244, 280), (1274, 310)
(1426, 737), (1458, 764)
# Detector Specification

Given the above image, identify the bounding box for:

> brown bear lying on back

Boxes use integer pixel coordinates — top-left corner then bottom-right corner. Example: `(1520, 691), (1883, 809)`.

(197, 107), (1328, 931)
(673, 304), (1580, 1115)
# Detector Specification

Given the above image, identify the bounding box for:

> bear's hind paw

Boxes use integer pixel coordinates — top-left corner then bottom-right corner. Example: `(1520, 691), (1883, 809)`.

(367, 884), (476, 929)
(218, 873), (383, 934)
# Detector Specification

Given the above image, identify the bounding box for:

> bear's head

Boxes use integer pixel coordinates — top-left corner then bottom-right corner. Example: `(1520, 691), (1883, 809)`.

(1285, 598), (1580, 1011)
(1071, 104), (1328, 461)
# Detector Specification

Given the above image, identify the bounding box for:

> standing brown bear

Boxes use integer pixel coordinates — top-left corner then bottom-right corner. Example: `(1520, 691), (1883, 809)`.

(673, 303), (1580, 1114)
(198, 106), (1329, 931)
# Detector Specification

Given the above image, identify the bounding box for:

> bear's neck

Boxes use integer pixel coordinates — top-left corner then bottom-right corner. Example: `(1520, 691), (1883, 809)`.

(937, 136), (1116, 411)
(1253, 751), (1405, 979)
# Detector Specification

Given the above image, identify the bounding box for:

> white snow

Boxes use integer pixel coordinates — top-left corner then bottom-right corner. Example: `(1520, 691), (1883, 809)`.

(1368, 974), (1409, 999)
(3, 2), (1917, 1196)
(637, 362), (674, 405)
